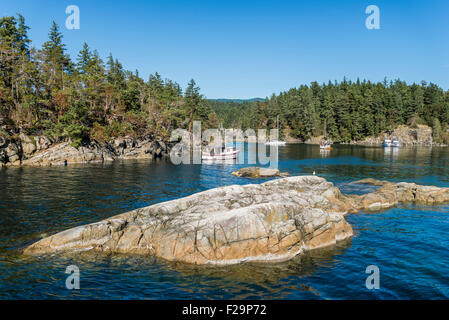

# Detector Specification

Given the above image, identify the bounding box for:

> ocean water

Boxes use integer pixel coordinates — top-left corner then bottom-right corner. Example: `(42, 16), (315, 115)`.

(0, 144), (448, 299)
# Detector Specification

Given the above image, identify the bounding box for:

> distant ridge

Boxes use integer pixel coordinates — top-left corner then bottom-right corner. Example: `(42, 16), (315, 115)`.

(208, 98), (265, 103)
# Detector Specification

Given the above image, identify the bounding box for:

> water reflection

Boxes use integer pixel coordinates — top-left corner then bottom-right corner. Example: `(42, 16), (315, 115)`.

(1, 144), (449, 299)
(278, 144), (449, 186)
(383, 146), (399, 160)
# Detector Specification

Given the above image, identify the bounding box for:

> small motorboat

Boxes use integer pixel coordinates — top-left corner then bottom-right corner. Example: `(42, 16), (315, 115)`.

(392, 138), (400, 147)
(320, 140), (333, 150)
(382, 139), (392, 147)
(202, 146), (239, 160)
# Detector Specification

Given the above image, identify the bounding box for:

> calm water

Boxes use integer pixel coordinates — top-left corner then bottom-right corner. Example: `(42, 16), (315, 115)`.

(0, 144), (448, 299)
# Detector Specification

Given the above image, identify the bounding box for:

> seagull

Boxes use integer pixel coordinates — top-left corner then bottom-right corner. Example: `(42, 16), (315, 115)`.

(313, 171), (316, 176)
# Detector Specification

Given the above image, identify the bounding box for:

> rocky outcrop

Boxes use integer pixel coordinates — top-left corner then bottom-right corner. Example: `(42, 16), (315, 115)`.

(24, 176), (354, 264)
(303, 125), (441, 146)
(0, 133), (169, 167)
(111, 137), (167, 160)
(351, 125), (436, 146)
(231, 167), (289, 178)
(345, 178), (449, 212)
(23, 176), (449, 265)
(21, 141), (116, 166)
(304, 135), (325, 145)
(1, 140), (21, 165)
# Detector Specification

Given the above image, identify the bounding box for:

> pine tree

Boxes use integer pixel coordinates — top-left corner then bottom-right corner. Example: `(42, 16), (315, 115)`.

(16, 14), (30, 55)
(77, 42), (91, 74)
(184, 79), (203, 132)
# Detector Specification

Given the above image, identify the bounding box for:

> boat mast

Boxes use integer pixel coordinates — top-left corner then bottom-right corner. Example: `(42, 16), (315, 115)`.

(324, 118), (327, 139)
(277, 115), (280, 140)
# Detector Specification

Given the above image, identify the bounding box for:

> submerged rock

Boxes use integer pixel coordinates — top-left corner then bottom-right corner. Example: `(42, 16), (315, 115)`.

(232, 167), (289, 178)
(24, 176), (353, 264)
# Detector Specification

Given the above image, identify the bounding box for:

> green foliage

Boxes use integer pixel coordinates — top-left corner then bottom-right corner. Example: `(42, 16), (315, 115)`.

(2, 14), (449, 146)
(211, 79), (449, 143)
(0, 14), (217, 145)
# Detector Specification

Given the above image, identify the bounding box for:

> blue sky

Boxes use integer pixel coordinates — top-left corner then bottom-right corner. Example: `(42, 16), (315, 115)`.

(2, 0), (448, 98)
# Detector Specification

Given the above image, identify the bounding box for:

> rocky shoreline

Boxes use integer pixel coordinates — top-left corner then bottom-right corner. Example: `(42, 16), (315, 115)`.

(23, 176), (449, 265)
(0, 133), (170, 167)
(4, 123), (444, 168)
(303, 125), (447, 147)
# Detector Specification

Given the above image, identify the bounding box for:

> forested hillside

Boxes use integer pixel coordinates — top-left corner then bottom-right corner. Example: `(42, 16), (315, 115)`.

(211, 80), (449, 144)
(0, 15), (217, 147)
(2, 15), (449, 148)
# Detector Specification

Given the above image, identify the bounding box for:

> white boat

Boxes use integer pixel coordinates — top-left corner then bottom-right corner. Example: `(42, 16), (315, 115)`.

(382, 139), (392, 147)
(320, 144), (332, 150)
(266, 140), (286, 146)
(202, 146), (239, 160)
(265, 115), (286, 146)
(319, 139), (333, 150)
(392, 139), (400, 147)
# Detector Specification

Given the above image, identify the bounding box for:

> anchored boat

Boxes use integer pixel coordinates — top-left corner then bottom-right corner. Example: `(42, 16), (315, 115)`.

(383, 139), (392, 147)
(320, 138), (333, 150)
(202, 146), (239, 160)
(383, 138), (400, 147)
(392, 138), (400, 147)
(265, 115), (286, 146)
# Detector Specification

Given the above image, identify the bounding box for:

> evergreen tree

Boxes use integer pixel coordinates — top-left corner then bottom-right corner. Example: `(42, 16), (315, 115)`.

(184, 79), (203, 132)
(77, 42), (91, 74)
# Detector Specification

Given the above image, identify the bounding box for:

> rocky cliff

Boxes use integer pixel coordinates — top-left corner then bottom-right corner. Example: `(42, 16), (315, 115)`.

(0, 134), (169, 167)
(23, 175), (449, 265)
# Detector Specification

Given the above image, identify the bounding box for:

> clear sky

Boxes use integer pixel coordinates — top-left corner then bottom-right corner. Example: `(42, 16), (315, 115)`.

(2, 0), (448, 98)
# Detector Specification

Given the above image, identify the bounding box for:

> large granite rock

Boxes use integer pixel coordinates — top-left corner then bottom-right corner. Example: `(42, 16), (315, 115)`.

(24, 176), (354, 264)
(19, 133), (36, 156)
(24, 176), (449, 264)
(3, 141), (21, 165)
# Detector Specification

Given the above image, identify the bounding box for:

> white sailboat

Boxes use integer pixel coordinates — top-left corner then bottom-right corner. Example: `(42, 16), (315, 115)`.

(319, 120), (333, 150)
(265, 115), (286, 146)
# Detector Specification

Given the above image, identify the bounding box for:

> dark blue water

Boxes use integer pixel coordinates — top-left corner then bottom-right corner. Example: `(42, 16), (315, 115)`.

(0, 144), (448, 299)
